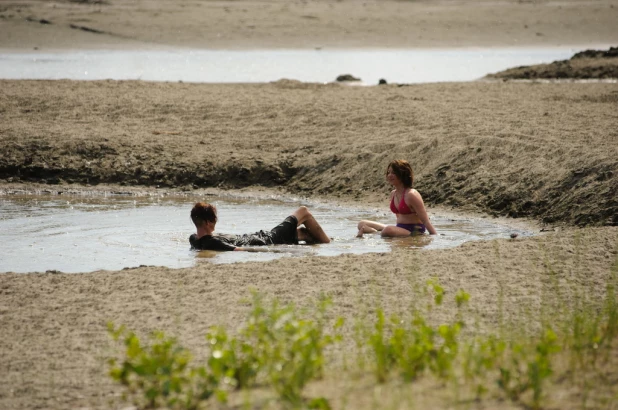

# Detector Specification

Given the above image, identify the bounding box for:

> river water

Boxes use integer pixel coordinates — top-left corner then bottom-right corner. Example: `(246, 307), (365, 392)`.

(0, 46), (602, 84)
(0, 193), (531, 273)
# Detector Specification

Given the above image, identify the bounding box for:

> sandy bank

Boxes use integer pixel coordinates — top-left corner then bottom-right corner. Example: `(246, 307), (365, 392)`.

(1, 0), (618, 51)
(1, 80), (617, 226)
(488, 46), (618, 80)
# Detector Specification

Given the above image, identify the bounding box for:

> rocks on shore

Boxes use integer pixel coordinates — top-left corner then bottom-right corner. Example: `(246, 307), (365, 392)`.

(336, 74), (361, 82)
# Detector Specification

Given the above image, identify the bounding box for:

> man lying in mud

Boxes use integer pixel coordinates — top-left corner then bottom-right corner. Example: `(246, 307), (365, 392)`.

(189, 202), (331, 251)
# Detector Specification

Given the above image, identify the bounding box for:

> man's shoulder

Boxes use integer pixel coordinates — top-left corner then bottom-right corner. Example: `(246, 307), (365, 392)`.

(189, 233), (236, 251)
(189, 233), (212, 248)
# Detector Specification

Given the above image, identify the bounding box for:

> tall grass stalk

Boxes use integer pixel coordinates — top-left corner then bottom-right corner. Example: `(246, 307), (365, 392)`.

(366, 281), (468, 384)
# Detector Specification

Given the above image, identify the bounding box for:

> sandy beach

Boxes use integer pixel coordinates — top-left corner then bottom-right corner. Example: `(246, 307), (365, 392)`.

(1, 1), (618, 409)
(2, 0), (618, 51)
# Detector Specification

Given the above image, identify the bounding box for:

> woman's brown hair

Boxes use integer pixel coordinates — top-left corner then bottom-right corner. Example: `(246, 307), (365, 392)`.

(387, 159), (414, 188)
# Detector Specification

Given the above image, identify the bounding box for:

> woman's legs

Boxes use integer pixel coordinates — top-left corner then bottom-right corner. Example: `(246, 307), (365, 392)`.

(380, 225), (414, 237)
(358, 221), (414, 238)
(356, 220), (387, 237)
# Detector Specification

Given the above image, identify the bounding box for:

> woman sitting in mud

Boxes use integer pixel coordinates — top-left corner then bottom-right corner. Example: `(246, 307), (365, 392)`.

(357, 159), (437, 237)
(190, 203), (330, 251)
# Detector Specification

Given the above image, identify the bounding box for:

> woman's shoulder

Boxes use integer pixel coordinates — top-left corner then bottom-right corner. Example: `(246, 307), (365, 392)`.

(406, 188), (422, 199)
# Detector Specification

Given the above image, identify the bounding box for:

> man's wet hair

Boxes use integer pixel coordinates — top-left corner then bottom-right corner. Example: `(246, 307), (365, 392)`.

(191, 202), (218, 227)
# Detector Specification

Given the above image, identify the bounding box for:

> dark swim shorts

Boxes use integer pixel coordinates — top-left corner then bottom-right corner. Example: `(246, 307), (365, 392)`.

(396, 223), (426, 235)
(269, 215), (299, 245)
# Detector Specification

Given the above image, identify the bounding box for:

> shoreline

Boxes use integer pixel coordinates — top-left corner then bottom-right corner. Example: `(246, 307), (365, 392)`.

(3, 43), (617, 53)
(0, 181), (543, 230)
(3, 46), (615, 87)
(0, 182), (542, 275)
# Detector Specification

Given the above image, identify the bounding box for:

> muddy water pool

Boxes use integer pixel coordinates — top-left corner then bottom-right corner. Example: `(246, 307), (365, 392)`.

(0, 193), (532, 273)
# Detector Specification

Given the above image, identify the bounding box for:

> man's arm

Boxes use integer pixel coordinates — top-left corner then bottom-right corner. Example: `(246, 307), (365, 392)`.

(234, 247), (283, 253)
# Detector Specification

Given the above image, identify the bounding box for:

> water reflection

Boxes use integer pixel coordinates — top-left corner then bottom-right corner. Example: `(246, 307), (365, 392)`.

(0, 193), (532, 273)
(385, 234), (435, 250)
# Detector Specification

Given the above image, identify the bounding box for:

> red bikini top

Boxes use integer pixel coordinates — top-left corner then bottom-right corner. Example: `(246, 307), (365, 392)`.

(390, 191), (416, 215)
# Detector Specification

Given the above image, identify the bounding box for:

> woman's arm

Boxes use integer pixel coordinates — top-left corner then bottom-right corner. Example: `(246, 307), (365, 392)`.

(406, 190), (437, 235)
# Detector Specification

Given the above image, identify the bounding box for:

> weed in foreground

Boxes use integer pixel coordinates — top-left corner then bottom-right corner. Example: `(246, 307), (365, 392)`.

(107, 324), (213, 409)
(363, 278), (566, 409)
(496, 327), (561, 409)
(107, 273), (618, 410)
(461, 335), (506, 399)
(108, 293), (343, 409)
(366, 280), (468, 384)
(238, 293), (343, 406)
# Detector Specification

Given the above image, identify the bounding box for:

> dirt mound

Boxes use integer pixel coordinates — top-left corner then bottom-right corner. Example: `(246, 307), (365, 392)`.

(486, 46), (618, 80)
(1, 80), (617, 227)
(572, 46), (618, 59)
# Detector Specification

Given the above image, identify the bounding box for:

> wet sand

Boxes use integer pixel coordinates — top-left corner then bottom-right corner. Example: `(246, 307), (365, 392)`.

(1, 0), (618, 409)
(1, 226), (616, 409)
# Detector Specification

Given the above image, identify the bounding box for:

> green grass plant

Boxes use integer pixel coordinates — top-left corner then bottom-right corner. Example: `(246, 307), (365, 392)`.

(239, 292), (343, 407)
(108, 293), (343, 409)
(366, 281), (468, 384)
(461, 335), (506, 399)
(204, 324), (260, 394)
(107, 324), (213, 409)
(496, 327), (560, 409)
(107, 271), (618, 410)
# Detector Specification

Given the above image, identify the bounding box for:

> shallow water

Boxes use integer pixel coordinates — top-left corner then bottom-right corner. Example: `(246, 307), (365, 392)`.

(0, 193), (532, 273)
(0, 47), (603, 84)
